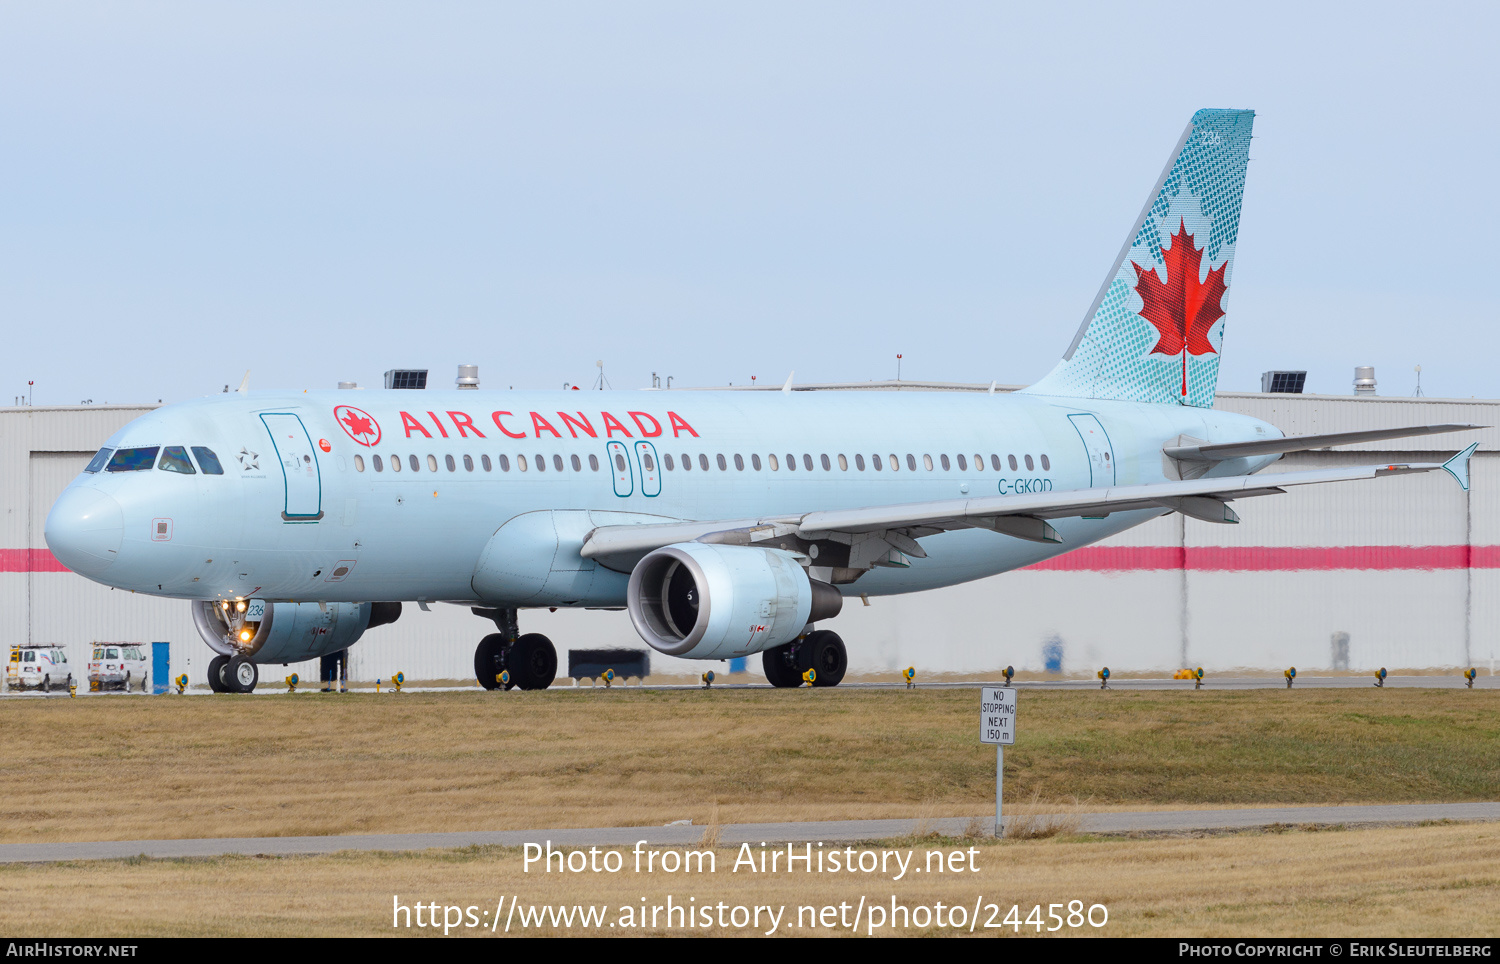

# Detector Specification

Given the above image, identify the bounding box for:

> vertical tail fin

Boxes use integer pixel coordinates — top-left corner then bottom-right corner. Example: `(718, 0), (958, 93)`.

(1023, 109), (1254, 408)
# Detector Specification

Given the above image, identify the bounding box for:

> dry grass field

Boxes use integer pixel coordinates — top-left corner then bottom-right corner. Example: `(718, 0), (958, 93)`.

(3, 823), (1497, 937)
(0, 687), (1494, 844)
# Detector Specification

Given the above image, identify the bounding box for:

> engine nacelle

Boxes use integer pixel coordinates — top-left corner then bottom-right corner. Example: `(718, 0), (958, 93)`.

(192, 600), (401, 664)
(627, 543), (843, 659)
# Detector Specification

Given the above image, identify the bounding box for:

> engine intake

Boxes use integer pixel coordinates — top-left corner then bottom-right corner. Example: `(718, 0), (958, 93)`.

(627, 543), (842, 659)
(191, 599), (394, 663)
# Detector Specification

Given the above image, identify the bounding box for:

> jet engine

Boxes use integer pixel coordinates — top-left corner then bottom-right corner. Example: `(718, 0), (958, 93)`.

(626, 543), (843, 659)
(191, 599), (402, 664)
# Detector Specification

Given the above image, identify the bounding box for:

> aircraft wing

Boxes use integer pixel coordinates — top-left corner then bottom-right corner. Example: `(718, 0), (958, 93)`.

(1162, 423), (1483, 461)
(580, 445), (1478, 573)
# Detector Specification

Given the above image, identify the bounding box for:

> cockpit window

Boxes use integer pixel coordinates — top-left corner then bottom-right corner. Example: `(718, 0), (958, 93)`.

(159, 446), (196, 474)
(191, 447), (224, 475)
(84, 448), (114, 473)
(106, 447), (160, 472)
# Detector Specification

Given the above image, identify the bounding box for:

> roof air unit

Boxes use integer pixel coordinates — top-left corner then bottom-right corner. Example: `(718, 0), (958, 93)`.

(1353, 366), (1377, 395)
(1260, 371), (1306, 394)
(384, 369), (428, 390)
(456, 365), (480, 390)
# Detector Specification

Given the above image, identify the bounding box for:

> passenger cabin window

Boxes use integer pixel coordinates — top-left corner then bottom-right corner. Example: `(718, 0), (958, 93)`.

(804, 454), (814, 471)
(499, 455), (511, 471)
(427, 455), (439, 472)
(768, 454), (779, 470)
(516, 455), (527, 472)
(681, 453), (691, 471)
(409, 455), (420, 472)
(373, 455), (384, 472)
(354, 455), (366, 472)
(752, 454), (762, 470)
(1008, 455), (1018, 471)
(906, 454), (917, 471)
(872, 454), (883, 470)
(922, 455), (934, 471)
(535, 455), (546, 472)
(85, 448), (114, 473)
(991, 454), (1002, 471)
(1041, 454), (1050, 470)
(956, 454), (966, 471)
(889, 454), (899, 471)
(785, 454), (796, 471)
(716, 454), (727, 470)
(615, 454), (627, 472)
(572, 454), (583, 471)
(855, 454), (866, 471)
(159, 446), (196, 474)
(1024, 455), (1034, 471)
(699, 454), (710, 471)
(734, 454), (744, 471)
(445, 455), (456, 472)
(837, 454), (847, 471)
(463, 455), (474, 471)
(588, 454), (599, 471)
(552, 455), (564, 472)
(940, 454), (951, 471)
(820, 454), (831, 471)
(107, 447), (159, 472)
(481, 455), (492, 471)
(664, 454), (675, 470)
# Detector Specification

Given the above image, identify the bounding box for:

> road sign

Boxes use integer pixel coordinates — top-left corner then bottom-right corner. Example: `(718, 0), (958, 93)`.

(979, 687), (1016, 745)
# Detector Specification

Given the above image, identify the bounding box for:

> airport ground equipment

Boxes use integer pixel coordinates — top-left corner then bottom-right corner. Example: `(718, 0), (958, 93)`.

(174, 673), (188, 694)
(1003, 665), (1014, 686)
(903, 666), (916, 688)
(391, 672), (405, 692)
(1374, 667), (1387, 687)
(1465, 668), (1478, 688)
(1097, 666), (1110, 689)
(980, 687), (1017, 837)
(1285, 667), (1297, 688)
(1194, 667), (1204, 689)
(285, 673), (299, 693)
(701, 670), (714, 689)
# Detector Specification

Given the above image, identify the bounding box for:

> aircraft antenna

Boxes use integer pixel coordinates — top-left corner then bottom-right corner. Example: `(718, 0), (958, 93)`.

(781, 371), (794, 394)
(237, 371), (251, 394)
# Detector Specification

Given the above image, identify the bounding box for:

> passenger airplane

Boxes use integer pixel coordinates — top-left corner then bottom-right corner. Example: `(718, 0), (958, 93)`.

(45, 109), (1480, 693)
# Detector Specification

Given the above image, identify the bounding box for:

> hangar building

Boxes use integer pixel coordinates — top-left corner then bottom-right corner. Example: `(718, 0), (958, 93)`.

(3, 383), (1495, 685)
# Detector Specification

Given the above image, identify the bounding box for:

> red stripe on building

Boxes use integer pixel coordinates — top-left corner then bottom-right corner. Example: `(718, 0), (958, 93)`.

(0, 549), (71, 573)
(1024, 545), (1499, 572)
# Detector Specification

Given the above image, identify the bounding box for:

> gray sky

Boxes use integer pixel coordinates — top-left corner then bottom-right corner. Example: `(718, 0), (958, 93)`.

(3, 2), (1496, 405)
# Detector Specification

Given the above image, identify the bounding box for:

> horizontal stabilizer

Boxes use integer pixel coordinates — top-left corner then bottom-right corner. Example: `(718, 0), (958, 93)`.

(1164, 424), (1484, 462)
(1443, 443), (1479, 491)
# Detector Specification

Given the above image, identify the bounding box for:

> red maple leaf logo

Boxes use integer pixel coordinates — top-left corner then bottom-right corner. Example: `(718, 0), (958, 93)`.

(333, 406), (381, 446)
(1131, 219), (1227, 397)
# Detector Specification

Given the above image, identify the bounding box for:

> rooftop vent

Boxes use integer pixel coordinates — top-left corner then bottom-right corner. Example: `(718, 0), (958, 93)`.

(337, 381), (358, 390)
(1260, 371), (1306, 394)
(384, 369), (428, 390)
(456, 365), (479, 390)
(1353, 366), (1377, 395)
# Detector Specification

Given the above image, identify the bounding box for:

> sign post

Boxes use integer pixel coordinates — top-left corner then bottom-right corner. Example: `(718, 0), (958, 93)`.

(979, 687), (1017, 836)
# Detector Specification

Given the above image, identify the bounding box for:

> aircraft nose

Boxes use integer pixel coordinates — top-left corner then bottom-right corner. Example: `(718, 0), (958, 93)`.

(45, 487), (124, 574)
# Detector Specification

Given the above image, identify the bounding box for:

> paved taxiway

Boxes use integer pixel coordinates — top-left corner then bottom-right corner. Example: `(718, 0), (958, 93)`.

(1, 674), (1493, 700)
(3, 803), (1495, 863)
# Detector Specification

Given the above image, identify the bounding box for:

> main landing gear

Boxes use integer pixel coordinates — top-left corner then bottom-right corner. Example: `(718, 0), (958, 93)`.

(472, 608), (557, 691)
(207, 654), (259, 694)
(762, 630), (847, 688)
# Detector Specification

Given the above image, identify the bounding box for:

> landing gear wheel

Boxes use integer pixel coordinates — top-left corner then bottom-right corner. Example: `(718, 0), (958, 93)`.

(208, 656), (230, 693)
(761, 643), (801, 688)
(227, 656), (258, 694)
(508, 634), (556, 691)
(474, 633), (508, 690)
(800, 630), (847, 687)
